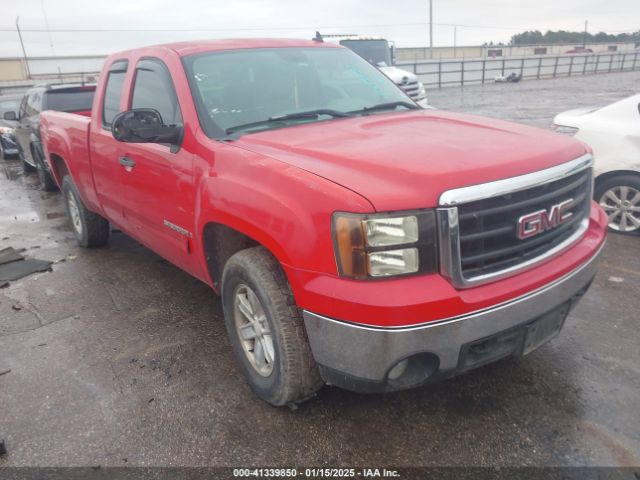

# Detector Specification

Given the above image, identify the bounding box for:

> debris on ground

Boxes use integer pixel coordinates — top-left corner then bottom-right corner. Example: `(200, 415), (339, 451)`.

(11, 305), (21, 311)
(0, 281), (7, 289)
(0, 246), (53, 283)
(0, 439), (6, 456)
(0, 247), (23, 265)
(0, 369), (11, 376)
(494, 72), (523, 83)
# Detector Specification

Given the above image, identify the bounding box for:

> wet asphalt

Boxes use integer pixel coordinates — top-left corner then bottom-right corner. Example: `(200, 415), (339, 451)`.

(0, 70), (639, 467)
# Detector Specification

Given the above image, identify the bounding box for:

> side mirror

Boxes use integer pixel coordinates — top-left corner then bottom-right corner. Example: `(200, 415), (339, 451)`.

(111, 108), (183, 147)
(3, 111), (17, 121)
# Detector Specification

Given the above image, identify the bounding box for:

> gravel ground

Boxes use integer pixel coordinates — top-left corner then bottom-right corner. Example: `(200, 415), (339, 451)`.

(0, 70), (639, 468)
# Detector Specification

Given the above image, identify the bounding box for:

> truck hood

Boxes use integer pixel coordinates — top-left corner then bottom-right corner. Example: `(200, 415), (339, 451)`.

(233, 109), (588, 211)
(378, 65), (418, 84)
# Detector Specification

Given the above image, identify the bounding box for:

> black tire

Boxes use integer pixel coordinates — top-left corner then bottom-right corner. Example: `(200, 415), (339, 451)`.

(33, 148), (58, 191)
(62, 176), (110, 247)
(221, 246), (323, 406)
(22, 154), (36, 173)
(594, 173), (640, 234)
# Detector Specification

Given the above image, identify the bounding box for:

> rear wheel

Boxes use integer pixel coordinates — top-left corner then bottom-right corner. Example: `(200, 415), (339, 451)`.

(19, 150), (36, 173)
(22, 154), (36, 173)
(221, 246), (323, 406)
(595, 174), (640, 234)
(62, 176), (110, 247)
(33, 148), (58, 191)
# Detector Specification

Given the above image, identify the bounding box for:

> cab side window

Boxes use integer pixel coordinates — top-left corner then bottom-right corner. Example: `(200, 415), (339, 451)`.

(18, 96), (28, 120)
(24, 92), (41, 117)
(131, 59), (182, 126)
(102, 60), (128, 129)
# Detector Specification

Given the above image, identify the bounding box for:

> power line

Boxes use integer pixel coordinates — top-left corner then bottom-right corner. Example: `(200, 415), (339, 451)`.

(0, 21), (526, 33)
(2, 23), (634, 35)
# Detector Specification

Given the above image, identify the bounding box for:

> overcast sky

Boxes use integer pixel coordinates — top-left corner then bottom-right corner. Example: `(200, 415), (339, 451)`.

(0, 0), (638, 57)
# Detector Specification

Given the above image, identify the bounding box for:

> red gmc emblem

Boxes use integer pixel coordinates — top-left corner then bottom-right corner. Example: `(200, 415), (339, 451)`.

(517, 199), (574, 239)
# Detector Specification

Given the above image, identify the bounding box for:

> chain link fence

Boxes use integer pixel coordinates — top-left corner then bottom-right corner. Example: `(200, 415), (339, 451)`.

(399, 51), (640, 88)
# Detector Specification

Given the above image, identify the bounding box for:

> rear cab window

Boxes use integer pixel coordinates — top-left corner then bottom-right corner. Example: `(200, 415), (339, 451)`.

(24, 90), (42, 117)
(43, 87), (95, 113)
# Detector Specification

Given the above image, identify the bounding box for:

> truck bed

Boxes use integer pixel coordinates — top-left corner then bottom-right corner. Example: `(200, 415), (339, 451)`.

(40, 111), (97, 210)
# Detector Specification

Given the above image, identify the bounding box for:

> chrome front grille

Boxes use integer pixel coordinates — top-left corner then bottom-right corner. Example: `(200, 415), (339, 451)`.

(399, 80), (421, 99)
(437, 154), (593, 288)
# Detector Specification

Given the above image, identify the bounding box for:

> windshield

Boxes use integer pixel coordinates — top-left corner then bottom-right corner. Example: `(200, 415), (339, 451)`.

(184, 47), (411, 137)
(339, 40), (392, 66)
(44, 89), (95, 112)
(0, 98), (20, 117)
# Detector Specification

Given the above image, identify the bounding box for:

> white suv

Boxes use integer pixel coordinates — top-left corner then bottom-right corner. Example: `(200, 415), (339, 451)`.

(554, 94), (640, 234)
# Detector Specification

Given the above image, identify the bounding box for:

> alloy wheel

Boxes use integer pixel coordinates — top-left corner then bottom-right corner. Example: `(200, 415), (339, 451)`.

(599, 185), (640, 232)
(233, 284), (275, 376)
(67, 191), (83, 236)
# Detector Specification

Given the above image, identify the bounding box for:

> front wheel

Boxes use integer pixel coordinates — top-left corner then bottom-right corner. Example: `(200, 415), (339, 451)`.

(221, 247), (323, 406)
(62, 176), (110, 247)
(595, 174), (640, 234)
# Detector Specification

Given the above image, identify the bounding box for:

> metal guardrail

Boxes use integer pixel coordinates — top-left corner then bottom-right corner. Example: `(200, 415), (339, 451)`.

(398, 52), (640, 88)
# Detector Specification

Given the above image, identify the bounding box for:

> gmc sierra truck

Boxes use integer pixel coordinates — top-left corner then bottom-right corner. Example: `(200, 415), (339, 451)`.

(40, 39), (607, 406)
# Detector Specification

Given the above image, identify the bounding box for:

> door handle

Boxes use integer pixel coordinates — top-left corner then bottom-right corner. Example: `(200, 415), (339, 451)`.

(119, 156), (136, 168)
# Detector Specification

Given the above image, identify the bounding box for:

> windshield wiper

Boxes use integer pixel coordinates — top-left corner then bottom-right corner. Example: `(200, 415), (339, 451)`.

(225, 109), (353, 135)
(350, 101), (420, 115)
(270, 109), (354, 121)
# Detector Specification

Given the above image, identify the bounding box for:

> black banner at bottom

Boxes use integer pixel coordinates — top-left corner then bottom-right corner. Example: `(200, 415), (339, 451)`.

(0, 467), (639, 480)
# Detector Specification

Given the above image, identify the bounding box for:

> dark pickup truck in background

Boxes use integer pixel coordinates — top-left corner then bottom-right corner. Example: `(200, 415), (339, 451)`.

(6, 83), (96, 190)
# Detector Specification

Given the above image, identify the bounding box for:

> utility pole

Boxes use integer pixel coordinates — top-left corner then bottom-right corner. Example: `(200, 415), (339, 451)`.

(429, 0), (434, 59)
(453, 25), (457, 58)
(583, 20), (588, 48)
(16, 17), (31, 79)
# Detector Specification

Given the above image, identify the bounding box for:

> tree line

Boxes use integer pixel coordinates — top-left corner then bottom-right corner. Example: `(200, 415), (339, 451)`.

(507, 30), (640, 45)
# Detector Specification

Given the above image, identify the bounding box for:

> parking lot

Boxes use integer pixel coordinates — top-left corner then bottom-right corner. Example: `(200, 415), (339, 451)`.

(0, 70), (639, 467)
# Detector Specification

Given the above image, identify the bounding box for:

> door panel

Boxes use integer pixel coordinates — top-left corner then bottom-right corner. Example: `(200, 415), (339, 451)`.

(121, 57), (196, 272)
(15, 92), (40, 165)
(90, 128), (126, 225)
(121, 142), (195, 270)
(89, 61), (129, 226)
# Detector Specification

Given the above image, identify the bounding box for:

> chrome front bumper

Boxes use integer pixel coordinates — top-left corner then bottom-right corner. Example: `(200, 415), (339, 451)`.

(303, 244), (603, 392)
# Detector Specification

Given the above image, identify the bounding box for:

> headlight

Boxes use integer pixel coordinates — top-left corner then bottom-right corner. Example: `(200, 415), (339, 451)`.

(332, 211), (437, 279)
(363, 216), (418, 246)
(553, 125), (579, 136)
(0, 126), (14, 135)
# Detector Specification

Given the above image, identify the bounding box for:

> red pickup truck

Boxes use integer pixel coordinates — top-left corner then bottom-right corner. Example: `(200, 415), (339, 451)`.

(40, 39), (607, 406)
